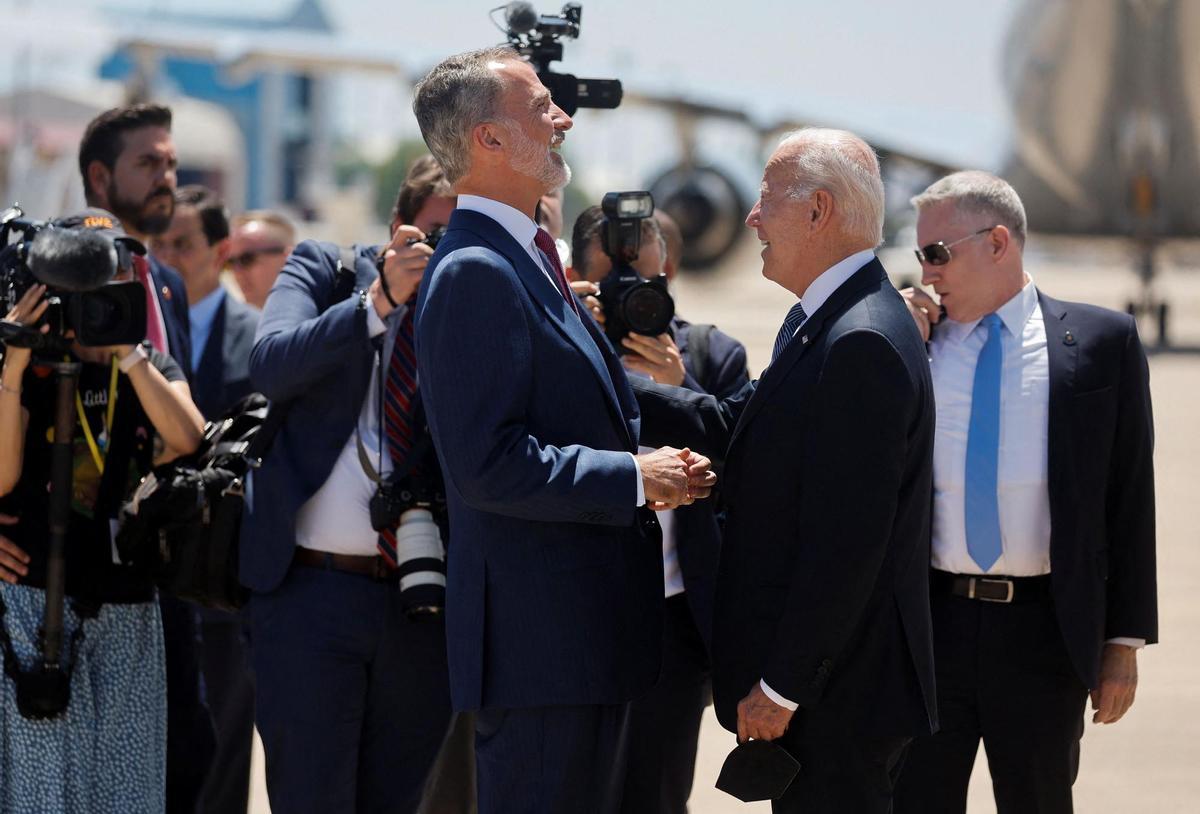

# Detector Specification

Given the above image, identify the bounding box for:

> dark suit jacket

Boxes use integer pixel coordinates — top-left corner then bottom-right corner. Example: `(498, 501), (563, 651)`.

(149, 256), (193, 382)
(1037, 291), (1157, 688)
(414, 208), (663, 712)
(635, 259), (938, 739)
(241, 241), (381, 592)
(670, 318), (750, 650)
(192, 294), (260, 421)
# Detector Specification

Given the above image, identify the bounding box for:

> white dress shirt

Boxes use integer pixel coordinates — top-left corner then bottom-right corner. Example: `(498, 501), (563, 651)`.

(930, 279), (1052, 577)
(456, 195), (645, 507)
(294, 297), (398, 555)
(759, 249), (876, 711)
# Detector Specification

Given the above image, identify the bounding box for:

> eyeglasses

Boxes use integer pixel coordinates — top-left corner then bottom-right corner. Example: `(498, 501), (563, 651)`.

(913, 226), (997, 266)
(228, 245), (287, 270)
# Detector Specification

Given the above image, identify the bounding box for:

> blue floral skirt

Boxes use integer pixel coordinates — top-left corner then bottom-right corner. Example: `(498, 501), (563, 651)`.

(0, 583), (166, 814)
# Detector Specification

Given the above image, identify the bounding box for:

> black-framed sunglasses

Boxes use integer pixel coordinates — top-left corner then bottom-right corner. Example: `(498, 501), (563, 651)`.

(228, 245), (287, 270)
(913, 226), (997, 266)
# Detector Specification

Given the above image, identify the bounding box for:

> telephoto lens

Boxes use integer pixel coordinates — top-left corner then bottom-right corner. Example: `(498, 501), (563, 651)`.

(394, 508), (447, 619)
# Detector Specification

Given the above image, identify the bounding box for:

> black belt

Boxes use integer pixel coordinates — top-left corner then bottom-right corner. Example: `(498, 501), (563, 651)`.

(293, 548), (396, 582)
(930, 569), (1052, 604)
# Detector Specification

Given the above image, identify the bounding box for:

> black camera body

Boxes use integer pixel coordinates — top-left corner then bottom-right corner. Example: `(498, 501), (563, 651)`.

(405, 225), (446, 252)
(0, 207), (146, 353)
(597, 192), (675, 346)
(370, 471), (449, 621)
(499, 2), (622, 116)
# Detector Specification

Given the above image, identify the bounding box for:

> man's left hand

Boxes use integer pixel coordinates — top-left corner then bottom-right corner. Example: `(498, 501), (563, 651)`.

(621, 332), (686, 386)
(1091, 643), (1138, 724)
(736, 682), (794, 743)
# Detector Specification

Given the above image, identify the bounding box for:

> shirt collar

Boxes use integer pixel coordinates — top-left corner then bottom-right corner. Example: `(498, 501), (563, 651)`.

(939, 275), (1038, 343)
(457, 194), (539, 250)
(799, 248), (876, 320)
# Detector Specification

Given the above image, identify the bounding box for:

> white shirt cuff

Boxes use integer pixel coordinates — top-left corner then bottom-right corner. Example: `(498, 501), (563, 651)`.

(1106, 637), (1146, 649)
(629, 453), (645, 506)
(366, 298), (388, 338)
(759, 679), (798, 711)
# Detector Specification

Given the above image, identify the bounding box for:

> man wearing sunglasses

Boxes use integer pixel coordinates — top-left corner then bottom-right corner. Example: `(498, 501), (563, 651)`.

(895, 171), (1157, 814)
(227, 211), (296, 310)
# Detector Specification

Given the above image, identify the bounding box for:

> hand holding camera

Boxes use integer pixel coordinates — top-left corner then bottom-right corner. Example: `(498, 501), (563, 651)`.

(620, 331), (685, 386)
(371, 224), (435, 320)
(2, 284), (50, 373)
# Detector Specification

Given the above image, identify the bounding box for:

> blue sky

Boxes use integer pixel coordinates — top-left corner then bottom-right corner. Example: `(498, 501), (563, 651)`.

(4, 0), (1022, 170)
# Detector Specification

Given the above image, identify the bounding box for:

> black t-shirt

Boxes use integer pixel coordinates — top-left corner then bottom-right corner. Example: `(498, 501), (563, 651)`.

(0, 348), (185, 603)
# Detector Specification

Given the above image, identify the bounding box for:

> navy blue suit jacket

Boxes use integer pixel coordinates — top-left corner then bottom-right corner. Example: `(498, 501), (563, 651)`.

(192, 294), (259, 421)
(668, 318), (749, 650)
(635, 259), (938, 739)
(1036, 291), (1157, 688)
(241, 241), (380, 592)
(148, 256), (193, 382)
(414, 208), (664, 711)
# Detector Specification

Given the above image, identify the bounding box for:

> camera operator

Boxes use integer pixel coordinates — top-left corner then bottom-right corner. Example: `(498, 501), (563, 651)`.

(241, 154), (454, 813)
(0, 211), (205, 812)
(568, 205), (750, 814)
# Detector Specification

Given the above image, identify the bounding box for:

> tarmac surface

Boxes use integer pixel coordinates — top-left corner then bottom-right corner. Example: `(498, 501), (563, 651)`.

(249, 233), (1200, 812)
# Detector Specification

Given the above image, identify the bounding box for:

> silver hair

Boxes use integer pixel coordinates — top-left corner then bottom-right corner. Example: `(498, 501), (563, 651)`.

(910, 170), (1028, 246)
(776, 128), (885, 247)
(412, 46), (520, 184)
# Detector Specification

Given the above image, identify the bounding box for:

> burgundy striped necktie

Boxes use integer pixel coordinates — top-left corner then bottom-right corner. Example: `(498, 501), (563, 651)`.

(377, 299), (419, 567)
(533, 228), (579, 316)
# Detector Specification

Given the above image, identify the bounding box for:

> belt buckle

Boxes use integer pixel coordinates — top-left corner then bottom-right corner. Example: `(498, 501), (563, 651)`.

(970, 577), (1014, 603)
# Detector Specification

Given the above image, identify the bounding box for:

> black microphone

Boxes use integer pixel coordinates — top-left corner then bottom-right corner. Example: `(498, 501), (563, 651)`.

(505, 1), (539, 33)
(27, 228), (118, 292)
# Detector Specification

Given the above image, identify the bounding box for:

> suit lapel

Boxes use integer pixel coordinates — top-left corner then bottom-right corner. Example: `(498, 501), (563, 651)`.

(728, 260), (887, 448)
(451, 210), (636, 449)
(1040, 290), (1079, 537)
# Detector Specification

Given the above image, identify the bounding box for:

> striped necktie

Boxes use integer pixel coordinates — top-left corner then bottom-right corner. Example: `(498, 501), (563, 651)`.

(377, 299), (419, 568)
(965, 313), (1004, 572)
(771, 301), (808, 364)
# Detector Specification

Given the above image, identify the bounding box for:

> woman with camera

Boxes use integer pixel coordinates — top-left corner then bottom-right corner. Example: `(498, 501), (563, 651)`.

(0, 281), (205, 813)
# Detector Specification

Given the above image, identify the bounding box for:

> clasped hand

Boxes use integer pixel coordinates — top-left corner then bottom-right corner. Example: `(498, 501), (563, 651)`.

(637, 446), (716, 511)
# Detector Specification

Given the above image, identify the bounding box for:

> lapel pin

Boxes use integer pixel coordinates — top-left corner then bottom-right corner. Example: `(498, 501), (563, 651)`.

(801, 335), (809, 345)
(1063, 330), (1075, 345)
(161, 286), (172, 301)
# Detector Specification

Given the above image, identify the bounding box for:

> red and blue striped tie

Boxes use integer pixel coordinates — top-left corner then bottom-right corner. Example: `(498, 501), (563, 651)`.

(377, 298), (419, 567)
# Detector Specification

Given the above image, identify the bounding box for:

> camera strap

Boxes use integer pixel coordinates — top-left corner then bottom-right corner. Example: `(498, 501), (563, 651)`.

(74, 356), (119, 475)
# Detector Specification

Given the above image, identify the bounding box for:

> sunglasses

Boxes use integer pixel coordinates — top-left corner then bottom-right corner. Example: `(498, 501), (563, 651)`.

(914, 226), (997, 266)
(228, 245), (287, 270)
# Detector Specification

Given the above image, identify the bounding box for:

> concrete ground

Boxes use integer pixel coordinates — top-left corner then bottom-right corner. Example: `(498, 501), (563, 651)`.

(249, 233), (1200, 812)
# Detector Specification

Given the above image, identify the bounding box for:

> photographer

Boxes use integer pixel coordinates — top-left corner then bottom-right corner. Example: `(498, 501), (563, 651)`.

(241, 154), (454, 813)
(568, 205), (750, 814)
(0, 212), (204, 812)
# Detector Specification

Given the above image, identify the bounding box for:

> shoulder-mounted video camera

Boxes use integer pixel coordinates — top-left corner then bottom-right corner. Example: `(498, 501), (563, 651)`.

(597, 191), (675, 346)
(0, 206), (147, 355)
(495, 2), (622, 116)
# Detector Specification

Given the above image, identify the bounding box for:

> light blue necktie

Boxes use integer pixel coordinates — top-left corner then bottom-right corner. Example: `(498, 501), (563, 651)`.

(965, 313), (1004, 571)
(771, 302), (808, 364)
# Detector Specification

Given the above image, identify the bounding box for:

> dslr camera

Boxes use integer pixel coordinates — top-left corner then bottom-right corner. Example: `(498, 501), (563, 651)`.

(597, 192), (675, 346)
(370, 475), (448, 620)
(0, 206), (146, 353)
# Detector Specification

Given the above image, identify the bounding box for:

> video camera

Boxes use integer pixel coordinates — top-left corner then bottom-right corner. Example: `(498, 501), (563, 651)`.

(0, 206), (147, 354)
(597, 191), (675, 346)
(496, 2), (622, 116)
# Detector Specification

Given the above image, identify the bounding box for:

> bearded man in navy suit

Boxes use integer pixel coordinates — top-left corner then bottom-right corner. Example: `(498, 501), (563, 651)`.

(411, 46), (716, 814)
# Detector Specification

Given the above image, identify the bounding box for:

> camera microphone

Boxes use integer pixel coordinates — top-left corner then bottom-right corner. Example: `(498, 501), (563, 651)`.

(27, 228), (119, 292)
(504, 1), (539, 34)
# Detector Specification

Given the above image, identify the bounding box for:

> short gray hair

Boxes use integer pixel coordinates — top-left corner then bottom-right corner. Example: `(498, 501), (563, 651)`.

(911, 171), (1027, 246)
(776, 128), (885, 247)
(412, 46), (520, 184)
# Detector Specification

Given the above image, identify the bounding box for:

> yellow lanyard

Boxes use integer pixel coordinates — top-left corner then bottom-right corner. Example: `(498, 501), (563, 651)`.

(74, 356), (119, 475)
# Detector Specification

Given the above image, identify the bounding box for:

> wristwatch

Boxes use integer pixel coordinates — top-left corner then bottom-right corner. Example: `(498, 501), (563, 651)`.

(118, 344), (149, 373)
